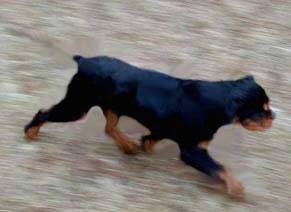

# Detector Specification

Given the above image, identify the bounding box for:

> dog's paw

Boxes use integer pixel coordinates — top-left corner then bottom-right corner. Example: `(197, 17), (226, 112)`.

(120, 141), (139, 154)
(226, 178), (245, 198)
(24, 126), (40, 140)
(218, 169), (245, 198)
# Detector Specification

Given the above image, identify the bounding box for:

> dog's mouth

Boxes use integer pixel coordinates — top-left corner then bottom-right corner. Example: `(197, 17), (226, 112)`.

(241, 118), (273, 131)
(238, 104), (275, 132)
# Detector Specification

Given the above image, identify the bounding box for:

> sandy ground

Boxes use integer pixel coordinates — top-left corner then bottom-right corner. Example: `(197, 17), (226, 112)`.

(0, 0), (290, 211)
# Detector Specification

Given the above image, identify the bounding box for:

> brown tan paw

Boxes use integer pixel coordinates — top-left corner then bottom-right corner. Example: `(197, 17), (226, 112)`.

(25, 126), (40, 140)
(119, 141), (139, 154)
(218, 169), (245, 198)
(226, 178), (245, 198)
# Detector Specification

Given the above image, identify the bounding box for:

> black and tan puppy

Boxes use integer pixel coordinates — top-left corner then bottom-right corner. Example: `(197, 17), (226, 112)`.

(25, 55), (275, 197)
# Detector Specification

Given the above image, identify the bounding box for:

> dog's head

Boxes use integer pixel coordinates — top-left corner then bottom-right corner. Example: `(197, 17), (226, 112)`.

(233, 76), (275, 131)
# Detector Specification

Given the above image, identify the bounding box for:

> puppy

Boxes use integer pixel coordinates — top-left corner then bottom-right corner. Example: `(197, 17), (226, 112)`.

(25, 55), (275, 197)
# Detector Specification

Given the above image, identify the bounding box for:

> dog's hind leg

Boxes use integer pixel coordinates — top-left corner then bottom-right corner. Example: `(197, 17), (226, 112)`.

(24, 98), (89, 139)
(24, 73), (91, 139)
(104, 109), (139, 154)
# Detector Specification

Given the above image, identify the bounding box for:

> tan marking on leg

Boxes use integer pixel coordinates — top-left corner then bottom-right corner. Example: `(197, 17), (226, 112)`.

(142, 139), (157, 153)
(217, 168), (245, 198)
(25, 124), (43, 140)
(104, 110), (138, 154)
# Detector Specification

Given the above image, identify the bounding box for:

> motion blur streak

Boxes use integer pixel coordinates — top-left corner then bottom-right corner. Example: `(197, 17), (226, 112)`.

(0, 1), (290, 211)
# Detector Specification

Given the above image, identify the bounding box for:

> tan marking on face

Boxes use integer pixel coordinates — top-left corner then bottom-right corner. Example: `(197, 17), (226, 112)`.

(198, 141), (209, 149)
(241, 118), (272, 131)
(242, 121), (264, 131)
(262, 118), (273, 129)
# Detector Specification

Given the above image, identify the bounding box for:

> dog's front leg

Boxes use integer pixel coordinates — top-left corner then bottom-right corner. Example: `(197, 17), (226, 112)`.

(179, 143), (244, 197)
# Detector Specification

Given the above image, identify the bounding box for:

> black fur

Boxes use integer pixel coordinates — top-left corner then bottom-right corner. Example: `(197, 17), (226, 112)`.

(25, 55), (273, 178)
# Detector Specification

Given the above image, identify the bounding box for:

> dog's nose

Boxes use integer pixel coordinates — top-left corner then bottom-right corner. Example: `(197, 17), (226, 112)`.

(270, 110), (276, 120)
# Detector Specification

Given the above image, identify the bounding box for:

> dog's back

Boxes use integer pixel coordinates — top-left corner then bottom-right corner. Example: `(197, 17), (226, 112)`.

(74, 55), (176, 86)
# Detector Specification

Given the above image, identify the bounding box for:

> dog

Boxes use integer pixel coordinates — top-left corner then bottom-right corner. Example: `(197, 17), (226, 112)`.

(24, 55), (275, 197)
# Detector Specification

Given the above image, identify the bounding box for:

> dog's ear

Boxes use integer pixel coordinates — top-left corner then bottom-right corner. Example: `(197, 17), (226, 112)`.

(227, 93), (243, 113)
(226, 77), (255, 117)
(235, 75), (256, 95)
(226, 93), (248, 120)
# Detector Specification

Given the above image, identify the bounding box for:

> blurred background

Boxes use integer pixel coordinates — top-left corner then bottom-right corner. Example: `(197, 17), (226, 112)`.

(0, 0), (290, 211)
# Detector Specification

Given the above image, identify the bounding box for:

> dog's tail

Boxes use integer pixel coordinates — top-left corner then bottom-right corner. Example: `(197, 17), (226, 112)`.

(73, 55), (83, 64)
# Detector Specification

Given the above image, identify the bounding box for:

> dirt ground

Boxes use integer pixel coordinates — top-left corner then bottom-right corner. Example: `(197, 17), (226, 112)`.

(0, 0), (290, 211)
